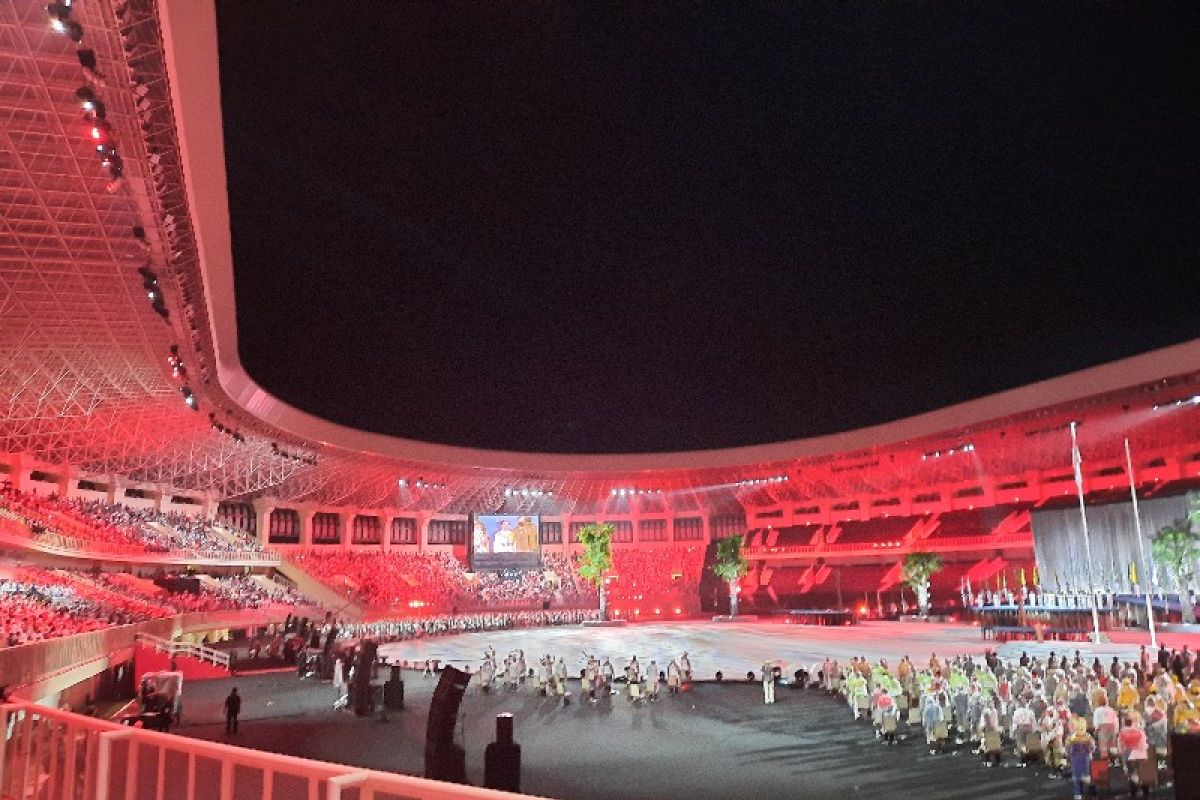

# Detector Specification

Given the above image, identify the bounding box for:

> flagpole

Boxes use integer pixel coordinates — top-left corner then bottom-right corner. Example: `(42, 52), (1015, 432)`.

(1124, 437), (1157, 649)
(1070, 421), (1103, 643)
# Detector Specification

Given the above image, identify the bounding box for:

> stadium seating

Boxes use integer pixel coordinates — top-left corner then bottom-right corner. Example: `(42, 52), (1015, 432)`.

(0, 487), (264, 556)
(0, 563), (309, 647)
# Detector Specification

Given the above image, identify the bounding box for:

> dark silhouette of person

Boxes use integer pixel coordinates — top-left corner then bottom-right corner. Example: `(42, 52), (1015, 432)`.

(224, 687), (241, 734)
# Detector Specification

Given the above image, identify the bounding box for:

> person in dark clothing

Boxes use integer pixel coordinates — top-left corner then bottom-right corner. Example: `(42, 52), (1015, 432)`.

(224, 688), (241, 734)
(1158, 644), (1171, 670)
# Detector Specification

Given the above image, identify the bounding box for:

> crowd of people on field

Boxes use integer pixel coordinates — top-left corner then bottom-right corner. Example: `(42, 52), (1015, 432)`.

(474, 647), (695, 704)
(337, 607), (600, 643)
(822, 644), (1199, 799)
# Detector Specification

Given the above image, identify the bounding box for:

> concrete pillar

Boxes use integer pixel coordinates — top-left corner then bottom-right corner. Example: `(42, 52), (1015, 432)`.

(299, 506), (315, 549)
(199, 491), (215, 521)
(253, 501), (275, 548)
(417, 513), (433, 553)
(381, 512), (394, 553)
(340, 510), (356, 550)
(57, 466), (75, 499)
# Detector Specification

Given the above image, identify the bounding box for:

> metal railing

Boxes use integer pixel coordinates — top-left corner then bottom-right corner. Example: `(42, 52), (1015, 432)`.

(134, 633), (231, 670)
(0, 701), (537, 800)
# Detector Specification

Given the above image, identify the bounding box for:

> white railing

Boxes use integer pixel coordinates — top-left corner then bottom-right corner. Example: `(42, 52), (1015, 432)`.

(134, 633), (231, 670)
(0, 702), (538, 800)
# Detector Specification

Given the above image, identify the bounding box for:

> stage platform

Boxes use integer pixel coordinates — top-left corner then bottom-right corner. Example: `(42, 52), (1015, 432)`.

(374, 619), (1173, 679)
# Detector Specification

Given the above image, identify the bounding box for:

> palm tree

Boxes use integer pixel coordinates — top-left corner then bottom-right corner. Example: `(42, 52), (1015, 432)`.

(901, 551), (943, 618)
(711, 535), (749, 617)
(577, 522), (614, 620)
(1151, 514), (1199, 624)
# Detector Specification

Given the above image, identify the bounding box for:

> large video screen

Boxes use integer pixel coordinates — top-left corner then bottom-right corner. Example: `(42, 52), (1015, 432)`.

(469, 514), (541, 571)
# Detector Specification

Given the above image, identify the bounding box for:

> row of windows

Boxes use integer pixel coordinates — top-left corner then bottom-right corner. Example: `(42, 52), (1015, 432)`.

(264, 510), (421, 545)
(224, 504), (742, 546)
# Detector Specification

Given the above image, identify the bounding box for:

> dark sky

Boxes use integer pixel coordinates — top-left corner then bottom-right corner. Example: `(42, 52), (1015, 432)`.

(218, 2), (1198, 454)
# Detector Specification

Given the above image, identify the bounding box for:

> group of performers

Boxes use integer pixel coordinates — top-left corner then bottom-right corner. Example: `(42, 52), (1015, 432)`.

(823, 645), (1200, 799)
(475, 646), (694, 704)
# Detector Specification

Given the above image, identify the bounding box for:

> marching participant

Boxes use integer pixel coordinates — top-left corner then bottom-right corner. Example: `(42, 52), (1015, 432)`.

(761, 661), (775, 705)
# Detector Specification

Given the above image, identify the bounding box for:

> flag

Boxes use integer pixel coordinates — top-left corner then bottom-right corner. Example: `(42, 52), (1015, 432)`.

(1130, 561), (1138, 586)
(1032, 565), (1040, 587)
(1019, 568), (1027, 588)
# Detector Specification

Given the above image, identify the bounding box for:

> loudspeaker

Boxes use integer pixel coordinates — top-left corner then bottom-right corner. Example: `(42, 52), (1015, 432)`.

(353, 640), (378, 716)
(428, 743), (466, 785)
(1170, 733), (1200, 800)
(384, 673), (405, 710)
(484, 712), (521, 792)
(425, 666), (471, 783)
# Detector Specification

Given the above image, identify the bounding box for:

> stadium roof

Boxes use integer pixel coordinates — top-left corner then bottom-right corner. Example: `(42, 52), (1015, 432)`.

(2, 0), (1199, 512)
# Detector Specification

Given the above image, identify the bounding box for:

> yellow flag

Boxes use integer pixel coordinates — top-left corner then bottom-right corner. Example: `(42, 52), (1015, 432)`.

(1019, 568), (1027, 587)
(1130, 561), (1138, 585)
(1032, 565), (1039, 586)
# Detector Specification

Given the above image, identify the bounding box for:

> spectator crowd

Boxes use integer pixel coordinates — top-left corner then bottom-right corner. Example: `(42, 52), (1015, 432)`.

(291, 548), (705, 615)
(0, 486), (263, 555)
(1, 564), (310, 647)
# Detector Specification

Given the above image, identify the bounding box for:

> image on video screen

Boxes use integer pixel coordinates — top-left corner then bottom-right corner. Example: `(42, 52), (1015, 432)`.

(470, 514), (541, 571)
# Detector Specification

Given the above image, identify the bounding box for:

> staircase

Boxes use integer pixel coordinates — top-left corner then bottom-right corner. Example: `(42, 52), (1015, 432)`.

(275, 560), (364, 619)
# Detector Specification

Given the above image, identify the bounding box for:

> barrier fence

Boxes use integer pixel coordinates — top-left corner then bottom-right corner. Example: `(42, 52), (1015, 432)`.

(134, 633), (230, 670)
(0, 702), (536, 800)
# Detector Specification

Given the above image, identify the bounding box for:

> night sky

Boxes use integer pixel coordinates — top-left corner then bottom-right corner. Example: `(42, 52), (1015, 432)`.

(218, 2), (1198, 454)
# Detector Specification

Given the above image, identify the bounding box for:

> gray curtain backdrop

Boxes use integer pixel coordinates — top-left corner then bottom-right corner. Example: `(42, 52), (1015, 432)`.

(1032, 494), (1188, 594)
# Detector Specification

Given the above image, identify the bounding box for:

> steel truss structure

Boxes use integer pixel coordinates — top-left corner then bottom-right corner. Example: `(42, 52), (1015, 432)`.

(2, 0), (1199, 517)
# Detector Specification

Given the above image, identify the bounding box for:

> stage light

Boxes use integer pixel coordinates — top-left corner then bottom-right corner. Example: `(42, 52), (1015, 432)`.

(674, 608), (682, 615)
